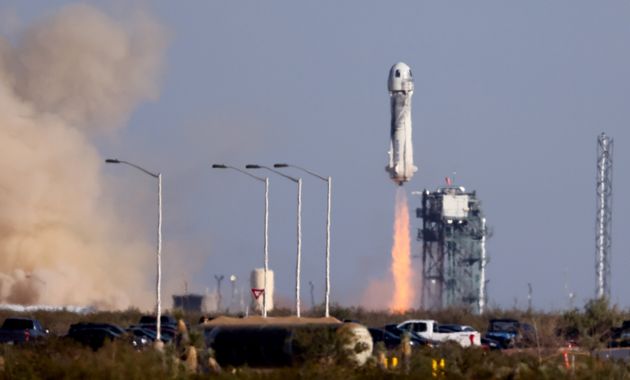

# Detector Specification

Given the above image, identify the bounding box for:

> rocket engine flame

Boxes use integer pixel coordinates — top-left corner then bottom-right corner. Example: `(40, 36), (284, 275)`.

(389, 188), (414, 312)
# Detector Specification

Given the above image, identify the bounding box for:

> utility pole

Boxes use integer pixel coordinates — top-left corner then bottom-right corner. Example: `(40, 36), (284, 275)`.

(229, 275), (237, 313)
(214, 275), (224, 311)
(527, 283), (533, 312)
(309, 281), (315, 310)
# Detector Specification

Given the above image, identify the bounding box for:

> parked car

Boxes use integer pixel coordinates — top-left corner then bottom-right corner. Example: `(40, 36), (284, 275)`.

(139, 315), (178, 327)
(67, 322), (144, 350)
(0, 317), (49, 344)
(127, 326), (158, 341)
(481, 337), (501, 350)
(397, 320), (481, 347)
(608, 320), (630, 348)
(67, 323), (122, 350)
(438, 324), (476, 333)
(383, 324), (436, 347)
(128, 323), (176, 343)
(368, 328), (404, 350)
(68, 322), (126, 336)
(485, 319), (535, 349)
(136, 315), (177, 341)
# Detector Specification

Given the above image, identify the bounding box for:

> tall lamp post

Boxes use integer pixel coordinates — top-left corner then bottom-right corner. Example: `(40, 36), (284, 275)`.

(105, 158), (163, 343)
(274, 164), (332, 318)
(246, 164), (303, 317)
(212, 164), (269, 317)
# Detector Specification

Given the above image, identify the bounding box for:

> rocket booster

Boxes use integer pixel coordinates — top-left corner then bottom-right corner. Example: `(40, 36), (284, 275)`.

(386, 62), (417, 186)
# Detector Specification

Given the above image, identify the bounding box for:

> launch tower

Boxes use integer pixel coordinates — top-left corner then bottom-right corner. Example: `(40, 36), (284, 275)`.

(595, 132), (613, 299)
(417, 186), (487, 313)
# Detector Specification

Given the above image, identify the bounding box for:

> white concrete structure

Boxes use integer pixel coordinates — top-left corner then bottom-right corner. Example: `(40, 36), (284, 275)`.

(250, 268), (274, 313)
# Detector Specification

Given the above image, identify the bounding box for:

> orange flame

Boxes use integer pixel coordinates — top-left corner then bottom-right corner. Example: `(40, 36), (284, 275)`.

(389, 188), (414, 312)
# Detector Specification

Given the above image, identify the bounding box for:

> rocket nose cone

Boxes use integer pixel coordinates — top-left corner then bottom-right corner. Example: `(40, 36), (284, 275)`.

(390, 62), (411, 72)
(388, 62), (414, 92)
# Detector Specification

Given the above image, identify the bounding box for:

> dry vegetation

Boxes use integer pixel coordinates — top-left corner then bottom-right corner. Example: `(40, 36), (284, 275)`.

(0, 298), (628, 379)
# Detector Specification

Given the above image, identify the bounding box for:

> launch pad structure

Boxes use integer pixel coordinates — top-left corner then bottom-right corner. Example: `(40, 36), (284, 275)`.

(417, 186), (487, 314)
(595, 132), (613, 300)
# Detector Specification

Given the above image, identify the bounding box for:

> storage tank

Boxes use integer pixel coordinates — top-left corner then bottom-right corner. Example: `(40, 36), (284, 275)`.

(250, 268), (274, 313)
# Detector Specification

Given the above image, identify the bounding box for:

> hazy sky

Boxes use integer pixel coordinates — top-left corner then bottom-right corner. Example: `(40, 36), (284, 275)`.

(5, 1), (630, 311)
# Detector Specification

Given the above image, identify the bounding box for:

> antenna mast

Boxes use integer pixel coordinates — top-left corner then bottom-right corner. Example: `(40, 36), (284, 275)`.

(595, 132), (613, 299)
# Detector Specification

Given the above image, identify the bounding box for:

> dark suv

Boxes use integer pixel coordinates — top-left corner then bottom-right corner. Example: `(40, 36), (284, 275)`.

(485, 319), (534, 349)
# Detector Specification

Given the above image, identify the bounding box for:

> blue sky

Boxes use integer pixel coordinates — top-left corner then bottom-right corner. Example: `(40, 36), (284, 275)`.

(6, 1), (630, 310)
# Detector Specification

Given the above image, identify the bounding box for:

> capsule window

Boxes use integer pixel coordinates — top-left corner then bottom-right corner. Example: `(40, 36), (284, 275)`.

(395, 70), (401, 78)
(409, 70), (413, 77)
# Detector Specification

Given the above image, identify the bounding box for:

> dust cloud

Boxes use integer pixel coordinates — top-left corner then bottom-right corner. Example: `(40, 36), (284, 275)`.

(0, 4), (166, 309)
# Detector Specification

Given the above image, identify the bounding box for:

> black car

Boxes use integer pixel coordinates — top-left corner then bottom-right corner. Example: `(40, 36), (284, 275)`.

(485, 319), (535, 349)
(127, 326), (157, 340)
(368, 328), (403, 350)
(129, 323), (176, 343)
(383, 324), (435, 347)
(67, 325), (122, 350)
(68, 322), (126, 336)
(481, 337), (501, 350)
(0, 318), (49, 344)
(67, 323), (143, 350)
(608, 321), (630, 348)
(139, 315), (178, 327)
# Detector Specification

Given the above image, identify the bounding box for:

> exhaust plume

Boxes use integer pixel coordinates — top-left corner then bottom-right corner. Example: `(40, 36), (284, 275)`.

(0, 4), (166, 309)
(389, 188), (414, 312)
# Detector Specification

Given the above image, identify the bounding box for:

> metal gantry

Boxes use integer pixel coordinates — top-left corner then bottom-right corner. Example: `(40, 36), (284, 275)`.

(417, 186), (487, 313)
(478, 217), (487, 314)
(596, 132), (613, 299)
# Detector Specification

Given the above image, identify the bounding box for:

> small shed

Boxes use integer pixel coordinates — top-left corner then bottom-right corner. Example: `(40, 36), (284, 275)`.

(172, 294), (204, 312)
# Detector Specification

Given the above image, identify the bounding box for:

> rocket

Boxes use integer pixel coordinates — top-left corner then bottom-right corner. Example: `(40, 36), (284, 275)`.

(386, 62), (417, 186)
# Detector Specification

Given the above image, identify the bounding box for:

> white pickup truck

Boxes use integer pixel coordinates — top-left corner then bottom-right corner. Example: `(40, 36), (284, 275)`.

(396, 320), (481, 347)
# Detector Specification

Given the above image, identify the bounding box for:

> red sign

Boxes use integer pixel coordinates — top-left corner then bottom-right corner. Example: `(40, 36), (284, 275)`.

(251, 288), (265, 300)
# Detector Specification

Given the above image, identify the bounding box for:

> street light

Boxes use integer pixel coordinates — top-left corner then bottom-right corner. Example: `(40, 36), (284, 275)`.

(105, 158), (163, 344)
(212, 164), (269, 317)
(274, 163), (332, 318)
(229, 274), (237, 313)
(246, 164), (303, 317)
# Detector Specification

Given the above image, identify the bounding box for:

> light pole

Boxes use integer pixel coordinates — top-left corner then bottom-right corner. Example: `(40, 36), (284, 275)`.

(214, 274), (224, 311)
(246, 164), (303, 317)
(105, 158), (163, 343)
(274, 164), (332, 318)
(229, 274), (237, 313)
(212, 164), (269, 317)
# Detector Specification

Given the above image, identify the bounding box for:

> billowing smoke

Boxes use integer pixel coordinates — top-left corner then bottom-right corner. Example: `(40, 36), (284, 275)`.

(0, 4), (166, 309)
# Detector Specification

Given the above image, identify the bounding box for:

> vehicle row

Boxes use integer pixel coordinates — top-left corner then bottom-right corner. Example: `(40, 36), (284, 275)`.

(368, 318), (542, 351)
(0, 315), (181, 350)
(368, 319), (483, 351)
